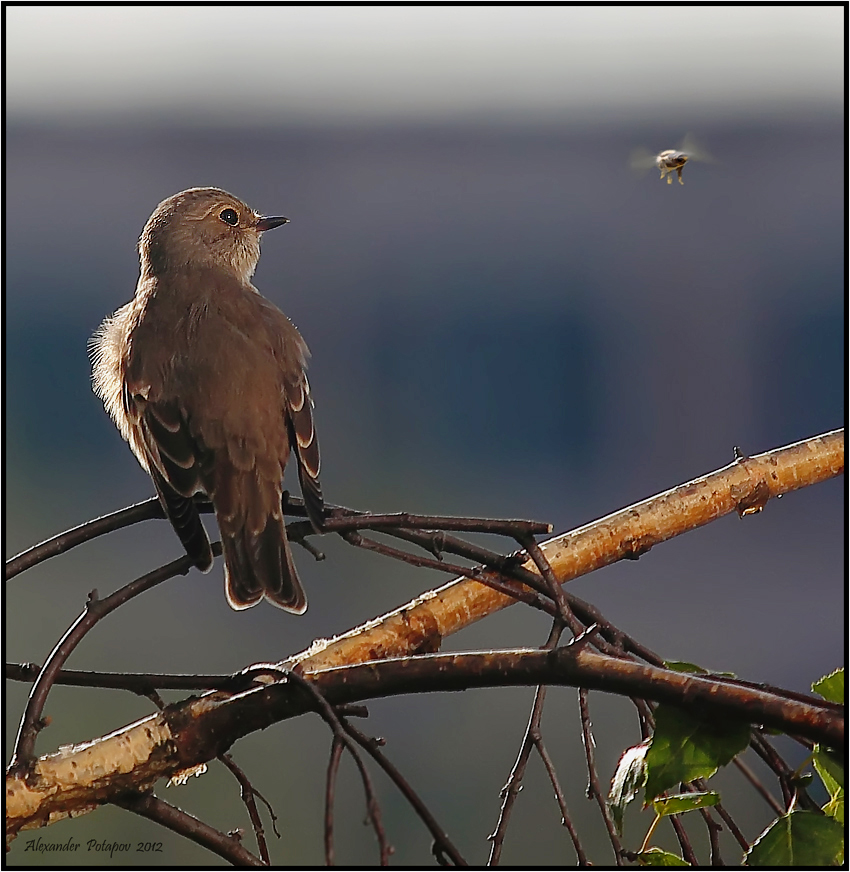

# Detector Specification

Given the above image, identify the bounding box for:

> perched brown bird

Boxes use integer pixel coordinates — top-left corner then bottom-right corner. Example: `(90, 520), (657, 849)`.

(91, 187), (323, 611)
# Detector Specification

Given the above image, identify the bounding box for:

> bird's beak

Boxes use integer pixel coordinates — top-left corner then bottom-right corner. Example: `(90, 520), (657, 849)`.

(256, 215), (289, 232)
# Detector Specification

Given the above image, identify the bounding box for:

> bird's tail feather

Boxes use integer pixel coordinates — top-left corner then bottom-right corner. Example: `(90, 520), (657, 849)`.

(222, 516), (307, 613)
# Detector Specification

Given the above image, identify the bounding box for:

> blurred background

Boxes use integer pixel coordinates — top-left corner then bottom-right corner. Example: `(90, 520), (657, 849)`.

(5, 6), (844, 866)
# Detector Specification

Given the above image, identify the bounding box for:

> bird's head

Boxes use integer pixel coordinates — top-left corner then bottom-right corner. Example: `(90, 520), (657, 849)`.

(139, 187), (288, 282)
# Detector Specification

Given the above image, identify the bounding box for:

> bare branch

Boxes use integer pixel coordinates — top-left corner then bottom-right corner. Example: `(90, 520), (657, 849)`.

(281, 669), (393, 866)
(4, 662), (234, 692)
(5, 498), (164, 580)
(324, 737), (344, 866)
(115, 791), (265, 866)
(7, 639), (843, 839)
(488, 621), (566, 865)
(732, 755), (785, 816)
(668, 812), (699, 866)
(579, 690), (623, 863)
(8, 548), (219, 771)
(288, 430), (845, 674)
(343, 722), (467, 867)
(219, 753), (276, 864)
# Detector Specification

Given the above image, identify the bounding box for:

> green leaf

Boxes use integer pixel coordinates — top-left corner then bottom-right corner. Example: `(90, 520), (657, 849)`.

(822, 792), (845, 825)
(814, 745), (845, 825)
(814, 746), (845, 792)
(608, 741), (649, 836)
(812, 668), (844, 704)
(664, 660), (709, 675)
(745, 810), (844, 866)
(663, 661), (735, 678)
(637, 847), (690, 866)
(644, 706), (750, 800)
(652, 791), (720, 816)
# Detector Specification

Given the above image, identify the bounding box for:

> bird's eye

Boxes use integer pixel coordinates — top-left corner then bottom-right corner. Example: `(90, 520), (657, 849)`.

(219, 208), (239, 226)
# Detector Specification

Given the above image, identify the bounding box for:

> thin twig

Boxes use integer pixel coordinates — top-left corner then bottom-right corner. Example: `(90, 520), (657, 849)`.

(220, 753), (276, 864)
(749, 733), (819, 812)
(5, 498), (165, 580)
(668, 812), (699, 866)
(325, 736), (345, 866)
(4, 662), (234, 692)
(340, 527), (555, 600)
(344, 723), (467, 867)
(374, 527), (666, 665)
(579, 689), (623, 864)
(115, 791), (265, 866)
(340, 731), (390, 864)
(488, 684), (549, 866)
(324, 510), (551, 537)
(689, 778), (747, 854)
(488, 622), (565, 866)
(701, 807), (724, 866)
(733, 755), (784, 816)
(633, 698), (655, 740)
(9, 546), (220, 771)
(517, 534), (584, 635)
(533, 735), (588, 864)
(342, 530), (557, 615)
(282, 669), (393, 865)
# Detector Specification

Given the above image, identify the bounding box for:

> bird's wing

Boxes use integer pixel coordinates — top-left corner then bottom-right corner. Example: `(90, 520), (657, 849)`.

(283, 371), (324, 532)
(124, 381), (214, 571)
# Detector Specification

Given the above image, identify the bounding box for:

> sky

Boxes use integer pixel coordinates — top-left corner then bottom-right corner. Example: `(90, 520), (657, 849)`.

(5, 5), (843, 125)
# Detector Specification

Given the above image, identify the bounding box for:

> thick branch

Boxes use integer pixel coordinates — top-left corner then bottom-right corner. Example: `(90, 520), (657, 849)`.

(311, 648), (842, 745)
(6, 645), (842, 839)
(287, 430), (844, 672)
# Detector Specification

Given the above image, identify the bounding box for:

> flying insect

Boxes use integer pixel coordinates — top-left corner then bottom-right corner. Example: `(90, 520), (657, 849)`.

(631, 135), (712, 186)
